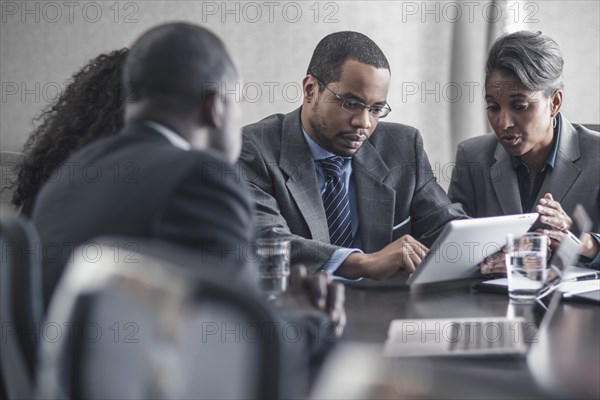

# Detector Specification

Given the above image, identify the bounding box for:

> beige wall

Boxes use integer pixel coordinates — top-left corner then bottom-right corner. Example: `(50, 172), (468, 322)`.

(509, 0), (600, 125)
(1, 1), (598, 186)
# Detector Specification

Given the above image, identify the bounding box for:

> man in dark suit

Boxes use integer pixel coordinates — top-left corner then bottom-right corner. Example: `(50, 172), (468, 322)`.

(239, 31), (466, 283)
(32, 23), (252, 308)
(32, 22), (343, 319)
(32, 22), (345, 397)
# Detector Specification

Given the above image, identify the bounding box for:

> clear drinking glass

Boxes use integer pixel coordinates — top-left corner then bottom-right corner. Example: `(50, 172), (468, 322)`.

(505, 233), (548, 303)
(256, 238), (290, 300)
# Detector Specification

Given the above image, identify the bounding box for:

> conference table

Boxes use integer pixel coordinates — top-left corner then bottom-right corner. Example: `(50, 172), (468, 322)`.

(322, 277), (600, 399)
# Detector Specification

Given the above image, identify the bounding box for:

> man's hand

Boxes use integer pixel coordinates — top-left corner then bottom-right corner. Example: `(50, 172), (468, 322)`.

(535, 193), (572, 250)
(339, 235), (429, 280)
(275, 265), (346, 337)
(480, 249), (507, 275)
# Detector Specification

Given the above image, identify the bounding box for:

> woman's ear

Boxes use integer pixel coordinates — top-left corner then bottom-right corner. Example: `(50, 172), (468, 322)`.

(550, 89), (563, 116)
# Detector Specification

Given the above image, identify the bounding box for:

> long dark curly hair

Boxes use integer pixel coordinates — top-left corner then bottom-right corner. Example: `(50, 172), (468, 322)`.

(12, 48), (128, 214)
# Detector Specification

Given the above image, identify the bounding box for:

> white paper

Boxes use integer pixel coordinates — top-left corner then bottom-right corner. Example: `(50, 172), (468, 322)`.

(481, 266), (600, 297)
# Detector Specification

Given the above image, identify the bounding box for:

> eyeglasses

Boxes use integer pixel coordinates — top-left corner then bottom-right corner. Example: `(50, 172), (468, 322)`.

(309, 73), (392, 118)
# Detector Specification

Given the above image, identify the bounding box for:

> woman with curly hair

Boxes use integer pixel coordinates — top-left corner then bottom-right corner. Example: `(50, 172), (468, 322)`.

(12, 48), (128, 216)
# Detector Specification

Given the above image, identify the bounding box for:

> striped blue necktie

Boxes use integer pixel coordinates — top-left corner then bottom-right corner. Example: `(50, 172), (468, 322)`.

(321, 156), (353, 248)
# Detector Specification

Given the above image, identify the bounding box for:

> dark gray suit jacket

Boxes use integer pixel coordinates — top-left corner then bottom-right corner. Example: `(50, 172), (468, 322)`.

(239, 108), (465, 273)
(32, 123), (254, 308)
(448, 116), (600, 232)
(32, 122), (341, 398)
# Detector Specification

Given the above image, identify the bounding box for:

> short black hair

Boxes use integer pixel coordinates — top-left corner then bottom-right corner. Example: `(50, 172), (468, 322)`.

(307, 31), (390, 91)
(486, 31), (564, 95)
(123, 22), (236, 102)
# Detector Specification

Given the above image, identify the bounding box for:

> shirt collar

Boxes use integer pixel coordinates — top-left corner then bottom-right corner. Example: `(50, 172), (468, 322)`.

(145, 121), (191, 151)
(301, 126), (351, 162)
(511, 113), (562, 171)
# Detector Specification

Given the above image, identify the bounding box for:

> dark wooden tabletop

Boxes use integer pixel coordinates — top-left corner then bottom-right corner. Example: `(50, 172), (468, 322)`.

(336, 278), (600, 399)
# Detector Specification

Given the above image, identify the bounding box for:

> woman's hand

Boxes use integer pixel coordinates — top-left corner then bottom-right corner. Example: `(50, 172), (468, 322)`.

(535, 193), (572, 250)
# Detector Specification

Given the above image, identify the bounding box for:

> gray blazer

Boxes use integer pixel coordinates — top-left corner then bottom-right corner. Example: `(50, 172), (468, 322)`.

(448, 116), (600, 232)
(239, 108), (465, 273)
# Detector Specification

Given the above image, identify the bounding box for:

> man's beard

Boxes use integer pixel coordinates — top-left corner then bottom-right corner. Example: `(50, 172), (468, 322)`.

(309, 101), (354, 157)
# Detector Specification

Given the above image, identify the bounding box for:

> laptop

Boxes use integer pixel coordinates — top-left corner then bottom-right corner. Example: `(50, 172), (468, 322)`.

(383, 289), (568, 358)
(406, 213), (538, 285)
(383, 207), (589, 358)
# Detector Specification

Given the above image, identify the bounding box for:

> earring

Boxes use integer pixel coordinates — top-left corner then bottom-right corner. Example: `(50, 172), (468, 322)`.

(551, 115), (557, 129)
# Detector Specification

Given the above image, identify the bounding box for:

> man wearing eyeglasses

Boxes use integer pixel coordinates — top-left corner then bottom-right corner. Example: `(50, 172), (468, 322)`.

(239, 31), (466, 283)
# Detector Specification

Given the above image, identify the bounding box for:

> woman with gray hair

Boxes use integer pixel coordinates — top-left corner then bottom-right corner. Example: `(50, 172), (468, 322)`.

(449, 31), (600, 273)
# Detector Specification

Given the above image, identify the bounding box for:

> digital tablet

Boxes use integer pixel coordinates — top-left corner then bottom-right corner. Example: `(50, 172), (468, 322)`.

(406, 213), (539, 285)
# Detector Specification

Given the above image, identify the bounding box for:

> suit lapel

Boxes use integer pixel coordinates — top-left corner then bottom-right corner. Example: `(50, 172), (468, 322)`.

(353, 141), (395, 252)
(492, 143), (523, 215)
(535, 118), (581, 204)
(278, 110), (330, 243)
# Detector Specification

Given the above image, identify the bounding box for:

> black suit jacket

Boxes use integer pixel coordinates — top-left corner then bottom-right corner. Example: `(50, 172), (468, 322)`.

(32, 122), (254, 308)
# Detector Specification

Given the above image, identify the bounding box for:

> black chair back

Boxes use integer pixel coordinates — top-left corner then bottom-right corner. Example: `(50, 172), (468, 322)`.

(580, 123), (600, 132)
(36, 237), (280, 400)
(0, 211), (43, 399)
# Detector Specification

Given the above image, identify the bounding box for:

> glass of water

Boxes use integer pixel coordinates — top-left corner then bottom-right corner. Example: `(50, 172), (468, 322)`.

(256, 238), (290, 300)
(505, 233), (548, 303)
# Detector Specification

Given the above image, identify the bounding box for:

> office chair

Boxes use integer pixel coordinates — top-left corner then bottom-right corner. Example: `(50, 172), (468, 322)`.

(580, 123), (599, 132)
(0, 151), (24, 213)
(36, 237), (280, 400)
(0, 210), (44, 400)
